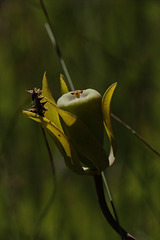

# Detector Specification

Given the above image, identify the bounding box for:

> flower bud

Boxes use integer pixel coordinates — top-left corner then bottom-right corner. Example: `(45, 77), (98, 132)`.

(57, 89), (107, 174)
(57, 89), (104, 144)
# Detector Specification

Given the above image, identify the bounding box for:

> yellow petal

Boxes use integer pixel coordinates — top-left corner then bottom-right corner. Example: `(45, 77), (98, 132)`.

(102, 82), (117, 166)
(60, 74), (69, 94)
(42, 72), (63, 131)
(42, 72), (56, 103)
(23, 110), (87, 175)
(42, 96), (77, 126)
(23, 110), (71, 157)
(58, 109), (77, 126)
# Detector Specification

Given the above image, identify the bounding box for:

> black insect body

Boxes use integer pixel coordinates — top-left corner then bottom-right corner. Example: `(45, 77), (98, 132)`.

(27, 88), (47, 116)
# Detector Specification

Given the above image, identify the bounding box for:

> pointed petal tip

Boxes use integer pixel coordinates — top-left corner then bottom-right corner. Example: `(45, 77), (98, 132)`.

(43, 71), (47, 81)
(112, 82), (117, 89)
(108, 145), (116, 166)
(60, 74), (69, 94)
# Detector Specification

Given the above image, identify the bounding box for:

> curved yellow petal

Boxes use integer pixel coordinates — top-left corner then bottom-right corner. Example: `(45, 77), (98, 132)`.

(23, 110), (87, 175)
(42, 72), (63, 131)
(23, 110), (71, 157)
(42, 72), (56, 103)
(102, 82), (117, 166)
(42, 96), (77, 126)
(60, 74), (69, 94)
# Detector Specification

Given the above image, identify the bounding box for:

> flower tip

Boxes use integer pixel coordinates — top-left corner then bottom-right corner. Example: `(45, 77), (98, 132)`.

(43, 71), (47, 77)
(42, 71), (48, 85)
(60, 74), (69, 94)
(60, 74), (66, 84)
(112, 82), (117, 88)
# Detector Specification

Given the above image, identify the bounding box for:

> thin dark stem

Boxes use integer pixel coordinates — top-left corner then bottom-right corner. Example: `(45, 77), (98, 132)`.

(111, 200), (124, 240)
(111, 113), (160, 158)
(41, 126), (55, 176)
(39, 0), (51, 25)
(94, 174), (136, 240)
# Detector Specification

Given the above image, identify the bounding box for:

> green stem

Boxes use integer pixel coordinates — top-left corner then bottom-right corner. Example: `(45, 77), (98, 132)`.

(94, 174), (136, 240)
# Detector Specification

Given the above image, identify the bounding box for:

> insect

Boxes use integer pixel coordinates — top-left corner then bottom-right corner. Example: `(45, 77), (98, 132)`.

(27, 88), (47, 116)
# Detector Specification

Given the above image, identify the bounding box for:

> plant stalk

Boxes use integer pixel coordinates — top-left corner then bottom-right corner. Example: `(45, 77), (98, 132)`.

(94, 174), (136, 240)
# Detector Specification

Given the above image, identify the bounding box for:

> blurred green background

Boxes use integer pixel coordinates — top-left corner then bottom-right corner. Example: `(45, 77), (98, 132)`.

(1, 0), (160, 239)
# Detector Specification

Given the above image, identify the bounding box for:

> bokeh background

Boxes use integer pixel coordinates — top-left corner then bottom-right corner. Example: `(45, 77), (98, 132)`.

(1, 0), (160, 239)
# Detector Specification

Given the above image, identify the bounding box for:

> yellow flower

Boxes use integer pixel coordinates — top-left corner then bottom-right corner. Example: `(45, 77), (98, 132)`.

(23, 73), (117, 175)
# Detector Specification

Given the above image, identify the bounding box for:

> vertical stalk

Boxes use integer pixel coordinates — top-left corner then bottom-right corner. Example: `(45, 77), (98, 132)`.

(94, 174), (136, 240)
